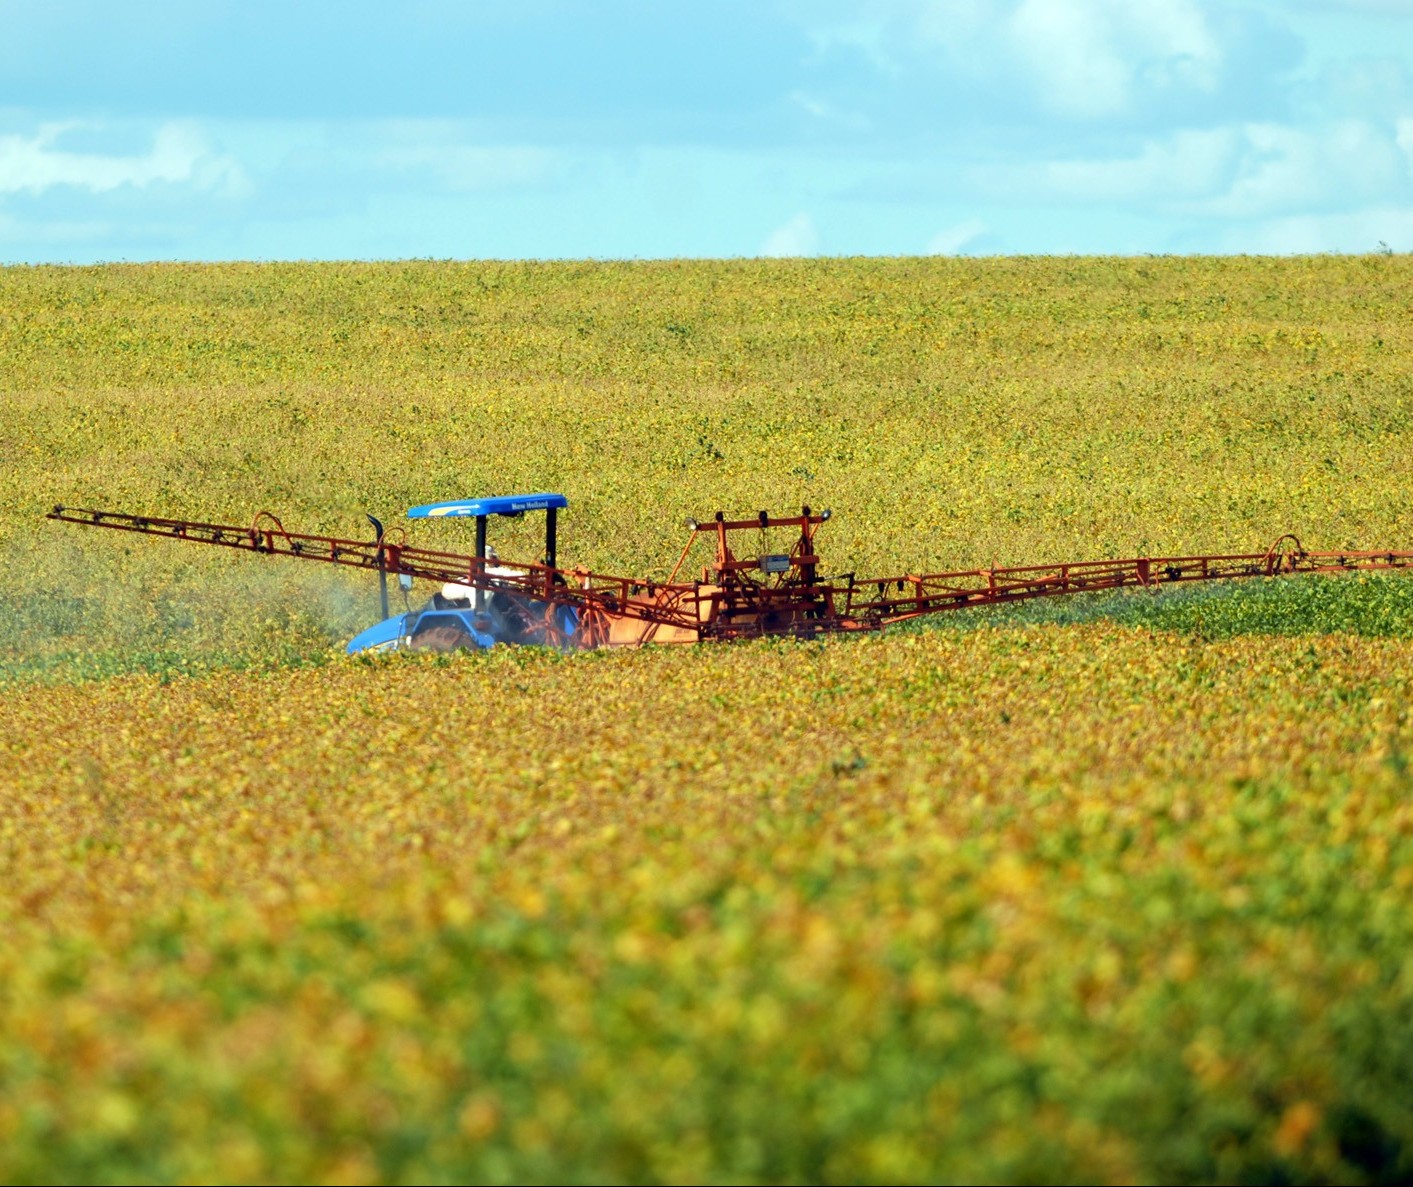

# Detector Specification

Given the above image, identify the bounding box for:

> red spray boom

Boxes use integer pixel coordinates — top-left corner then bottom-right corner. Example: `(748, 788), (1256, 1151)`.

(46, 502), (1413, 652)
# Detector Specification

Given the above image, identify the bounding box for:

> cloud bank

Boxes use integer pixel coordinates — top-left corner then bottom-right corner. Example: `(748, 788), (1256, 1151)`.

(1, 0), (1410, 259)
(0, 122), (245, 196)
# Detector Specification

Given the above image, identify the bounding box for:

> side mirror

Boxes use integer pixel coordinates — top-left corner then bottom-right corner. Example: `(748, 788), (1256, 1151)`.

(398, 574), (413, 592)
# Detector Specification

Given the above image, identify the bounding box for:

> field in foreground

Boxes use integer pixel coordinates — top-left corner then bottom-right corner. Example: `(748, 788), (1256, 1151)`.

(3, 256), (1413, 1182)
(8, 630), (1413, 1183)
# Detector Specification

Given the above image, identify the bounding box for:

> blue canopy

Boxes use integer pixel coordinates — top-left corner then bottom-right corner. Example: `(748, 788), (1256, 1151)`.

(407, 493), (568, 518)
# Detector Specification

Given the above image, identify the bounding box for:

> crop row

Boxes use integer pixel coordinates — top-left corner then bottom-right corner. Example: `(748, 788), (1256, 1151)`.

(1, 627), (1412, 1181)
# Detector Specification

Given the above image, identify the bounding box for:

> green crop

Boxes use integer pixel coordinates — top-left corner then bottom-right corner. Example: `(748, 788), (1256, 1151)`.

(3, 256), (1412, 1183)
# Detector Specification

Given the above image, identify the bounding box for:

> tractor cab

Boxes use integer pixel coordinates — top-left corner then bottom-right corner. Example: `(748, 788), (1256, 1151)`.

(408, 493), (567, 610)
(346, 492), (572, 653)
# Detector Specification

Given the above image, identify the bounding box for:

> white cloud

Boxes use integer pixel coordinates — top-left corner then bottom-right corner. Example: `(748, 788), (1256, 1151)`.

(1397, 115), (1413, 158)
(972, 127), (1239, 202)
(800, 0), (1251, 130)
(927, 217), (987, 253)
(1314, 55), (1413, 118)
(970, 119), (1412, 219)
(1217, 204), (1413, 252)
(761, 211), (819, 256)
(1008, 0), (1131, 117)
(1008, 0), (1221, 118)
(0, 121), (246, 195)
(1193, 120), (1410, 217)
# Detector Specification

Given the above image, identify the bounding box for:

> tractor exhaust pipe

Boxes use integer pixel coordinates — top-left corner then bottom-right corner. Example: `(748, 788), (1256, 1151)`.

(368, 514), (389, 620)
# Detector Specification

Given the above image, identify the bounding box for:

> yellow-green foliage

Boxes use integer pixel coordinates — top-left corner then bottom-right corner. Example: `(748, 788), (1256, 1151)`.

(3, 257), (1413, 1182)
(6, 255), (1413, 675)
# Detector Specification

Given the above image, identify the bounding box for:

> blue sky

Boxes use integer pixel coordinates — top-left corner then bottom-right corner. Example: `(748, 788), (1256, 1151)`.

(2, 0), (1412, 261)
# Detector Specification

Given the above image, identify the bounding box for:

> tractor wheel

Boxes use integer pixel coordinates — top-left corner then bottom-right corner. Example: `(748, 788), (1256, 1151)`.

(407, 624), (478, 652)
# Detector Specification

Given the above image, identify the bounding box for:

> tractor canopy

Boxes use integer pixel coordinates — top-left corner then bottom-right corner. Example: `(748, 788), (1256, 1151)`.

(406, 493), (568, 518)
(405, 492), (567, 570)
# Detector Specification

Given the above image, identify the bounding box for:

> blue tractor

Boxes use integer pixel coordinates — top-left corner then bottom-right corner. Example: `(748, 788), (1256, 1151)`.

(346, 493), (577, 654)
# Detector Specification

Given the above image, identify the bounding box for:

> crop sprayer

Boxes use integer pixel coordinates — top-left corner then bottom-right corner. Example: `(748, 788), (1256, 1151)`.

(47, 494), (1413, 653)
